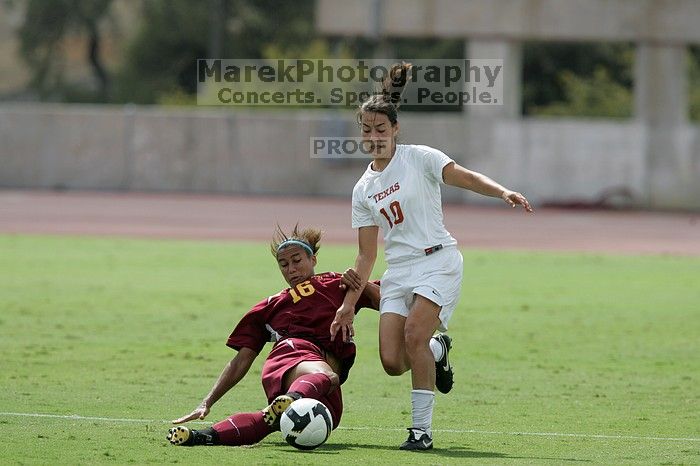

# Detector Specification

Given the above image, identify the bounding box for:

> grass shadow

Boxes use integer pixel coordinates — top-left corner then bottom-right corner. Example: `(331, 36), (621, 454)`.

(288, 442), (592, 462)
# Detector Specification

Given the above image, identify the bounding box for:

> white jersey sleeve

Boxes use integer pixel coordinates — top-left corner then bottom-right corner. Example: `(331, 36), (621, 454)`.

(415, 145), (454, 184)
(351, 181), (377, 228)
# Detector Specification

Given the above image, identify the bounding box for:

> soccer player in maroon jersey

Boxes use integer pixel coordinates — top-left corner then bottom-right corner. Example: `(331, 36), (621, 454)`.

(167, 225), (379, 447)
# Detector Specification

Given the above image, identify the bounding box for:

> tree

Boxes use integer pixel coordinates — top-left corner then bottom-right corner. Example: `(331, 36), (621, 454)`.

(523, 42), (634, 117)
(18, 0), (113, 100)
(529, 67), (633, 118)
(114, 0), (319, 104)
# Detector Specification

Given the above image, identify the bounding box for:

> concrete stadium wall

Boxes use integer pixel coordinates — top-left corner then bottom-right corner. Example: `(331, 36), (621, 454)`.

(1, 104), (699, 210)
(317, 0), (700, 44)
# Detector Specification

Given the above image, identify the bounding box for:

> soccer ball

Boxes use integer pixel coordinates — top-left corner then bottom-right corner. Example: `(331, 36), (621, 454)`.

(279, 398), (333, 450)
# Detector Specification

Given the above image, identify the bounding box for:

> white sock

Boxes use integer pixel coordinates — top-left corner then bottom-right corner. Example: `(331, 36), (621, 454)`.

(411, 389), (435, 435)
(429, 337), (443, 362)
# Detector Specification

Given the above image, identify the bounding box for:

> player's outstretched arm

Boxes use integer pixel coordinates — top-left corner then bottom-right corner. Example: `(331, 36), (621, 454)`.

(171, 347), (257, 424)
(340, 268), (380, 311)
(442, 162), (533, 212)
(331, 226), (378, 342)
(362, 281), (381, 311)
(339, 267), (362, 291)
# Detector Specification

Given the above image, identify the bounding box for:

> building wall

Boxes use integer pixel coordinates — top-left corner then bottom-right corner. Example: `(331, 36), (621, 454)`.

(2, 104), (698, 210)
(317, 0), (700, 44)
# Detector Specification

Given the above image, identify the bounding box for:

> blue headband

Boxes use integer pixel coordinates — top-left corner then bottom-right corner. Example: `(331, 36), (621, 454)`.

(277, 239), (314, 256)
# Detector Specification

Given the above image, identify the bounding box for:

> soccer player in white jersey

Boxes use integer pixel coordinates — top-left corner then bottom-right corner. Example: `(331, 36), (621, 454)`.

(330, 62), (533, 451)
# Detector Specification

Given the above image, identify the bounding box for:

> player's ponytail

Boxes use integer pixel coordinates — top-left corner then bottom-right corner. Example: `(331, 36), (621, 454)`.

(357, 61), (412, 126)
(381, 62), (412, 108)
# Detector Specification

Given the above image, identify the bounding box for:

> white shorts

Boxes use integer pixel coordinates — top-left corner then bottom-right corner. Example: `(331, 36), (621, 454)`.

(379, 246), (463, 332)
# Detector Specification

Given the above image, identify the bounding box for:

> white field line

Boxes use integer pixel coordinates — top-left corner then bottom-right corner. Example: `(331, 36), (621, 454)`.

(1, 411), (698, 443)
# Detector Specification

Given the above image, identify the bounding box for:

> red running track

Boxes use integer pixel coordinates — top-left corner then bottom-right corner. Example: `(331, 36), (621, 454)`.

(0, 190), (698, 256)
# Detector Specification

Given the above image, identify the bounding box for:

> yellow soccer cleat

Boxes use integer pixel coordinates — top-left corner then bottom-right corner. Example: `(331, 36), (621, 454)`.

(262, 394), (300, 430)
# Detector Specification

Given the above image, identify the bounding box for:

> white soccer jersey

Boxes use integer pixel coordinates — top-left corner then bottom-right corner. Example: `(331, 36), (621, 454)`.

(351, 144), (458, 265)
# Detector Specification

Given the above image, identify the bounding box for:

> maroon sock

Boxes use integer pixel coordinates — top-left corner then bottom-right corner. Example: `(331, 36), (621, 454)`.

(212, 412), (273, 446)
(288, 372), (334, 399)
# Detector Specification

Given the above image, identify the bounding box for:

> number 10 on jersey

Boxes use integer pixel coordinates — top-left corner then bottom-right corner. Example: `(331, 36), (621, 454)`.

(379, 201), (404, 228)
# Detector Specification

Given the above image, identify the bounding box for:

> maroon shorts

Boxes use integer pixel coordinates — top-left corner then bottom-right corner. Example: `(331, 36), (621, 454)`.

(261, 337), (343, 428)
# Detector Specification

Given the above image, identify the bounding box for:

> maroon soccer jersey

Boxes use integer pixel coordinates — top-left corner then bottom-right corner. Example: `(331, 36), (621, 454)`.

(226, 272), (377, 383)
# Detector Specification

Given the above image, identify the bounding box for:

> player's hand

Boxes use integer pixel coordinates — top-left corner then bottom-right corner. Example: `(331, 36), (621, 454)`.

(339, 268), (362, 291)
(172, 401), (210, 424)
(330, 303), (355, 343)
(501, 190), (533, 212)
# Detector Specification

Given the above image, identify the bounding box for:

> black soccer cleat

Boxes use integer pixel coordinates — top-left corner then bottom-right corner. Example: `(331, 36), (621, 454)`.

(166, 426), (217, 446)
(433, 333), (454, 394)
(399, 427), (433, 451)
(262, 392), (301, 430)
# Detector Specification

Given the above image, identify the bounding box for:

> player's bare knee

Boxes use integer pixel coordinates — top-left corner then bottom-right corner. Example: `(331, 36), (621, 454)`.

(310, 366), (340, 386)
(326, 371), (340, 387)
(380, 352), (407, 376)
(403, 324), (430, 356)
(382, 361), (406, 376)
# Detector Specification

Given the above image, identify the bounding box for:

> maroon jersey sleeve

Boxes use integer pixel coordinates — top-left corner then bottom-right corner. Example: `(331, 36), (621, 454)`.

(354, 280), (380, 312)
(226, 295), (278, 354)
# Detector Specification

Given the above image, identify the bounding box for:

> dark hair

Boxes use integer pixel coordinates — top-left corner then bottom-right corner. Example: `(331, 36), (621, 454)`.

(357, 62), (412, 126)
(270, 224), (322, 258)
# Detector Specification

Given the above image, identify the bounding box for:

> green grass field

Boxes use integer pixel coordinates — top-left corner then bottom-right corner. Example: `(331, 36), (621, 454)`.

(1, 234), (699, 464)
